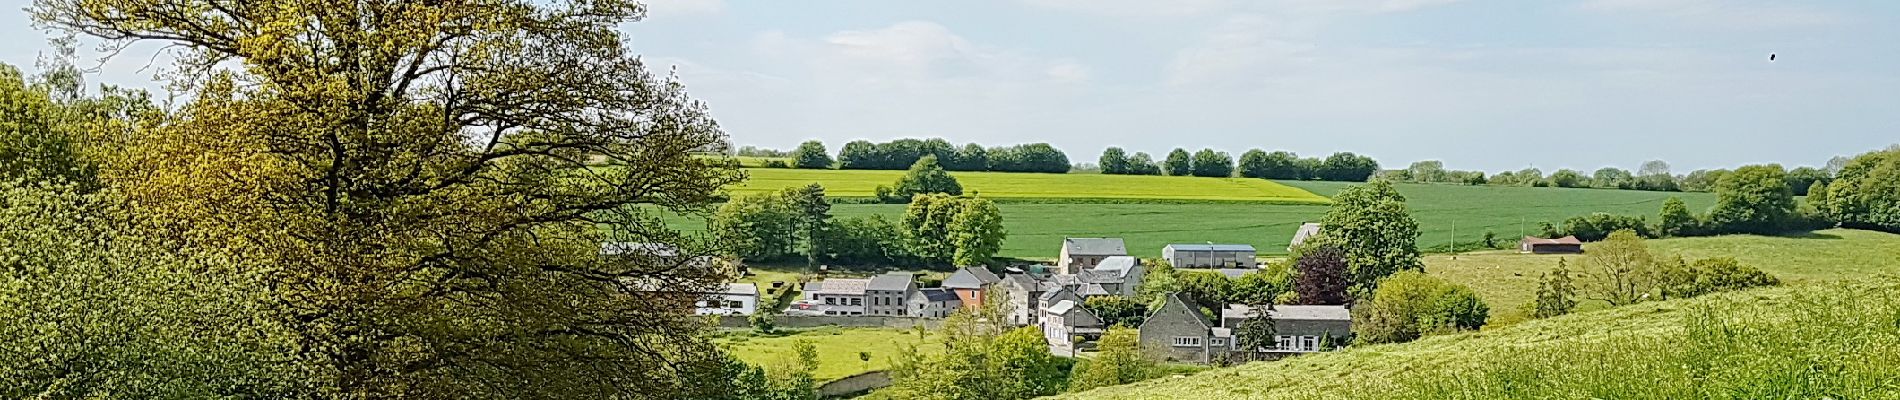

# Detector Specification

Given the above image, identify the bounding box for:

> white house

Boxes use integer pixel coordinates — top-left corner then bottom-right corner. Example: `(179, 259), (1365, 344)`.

(695, 283), (760, 316)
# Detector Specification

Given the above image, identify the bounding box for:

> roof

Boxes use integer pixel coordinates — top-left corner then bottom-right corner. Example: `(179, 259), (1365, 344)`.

(1166, 244), (1257, 252)
(1210, 327), (1232, 338)
(1094, 256), (1139, 273)
(1144, 292), (1212, 330)
(1047, 300), (1103, 327)
(1002, 273), (1041, 291)
(1047, 299), (1078, 314)
(918, 288), (960, 302)
(1289, 223), (1323, 248)
(809, 278), (871, 295)
(1521, 236), (1583, 245)
(1078, 284), (1113, 297)
(867, 273), (915, 292)
(1222, 304), (1352, 322)
(600, 242), (679, 257)
(1063, 238), (1128, 256)
(943, 267), (1002, 289)
(719, 283), (759, 296)
(1040, 285), (1082, 305)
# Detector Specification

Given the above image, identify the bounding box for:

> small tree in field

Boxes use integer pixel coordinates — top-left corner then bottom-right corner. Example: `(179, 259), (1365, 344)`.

(791, 140), (832, 169)
(1581, 230), (1657, 306)
(1234, 303), (1277, 359)
(879, 155), (962, 203)
(1531, 259), (1579, 319)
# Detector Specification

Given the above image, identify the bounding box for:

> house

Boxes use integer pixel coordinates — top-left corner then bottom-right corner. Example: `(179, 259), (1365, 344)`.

(1289, 222), (1323, 251)
(1041, 298), (1104, 352)
(943, 267), (1002, 307)
(695, 283), (760, 316)
(1138, 293), (1351, 364)
(1138, 292), (1222, 364)
(1163, 244), (1258, 269)
(1520, 236), (1584, 254)
(802, 278), (870, 315)
(1219, 304), (1352, 355)
(1049, 256), (1145, 298)
(1001, 273), (1046, 325)
(1058, 238), (1128, 274)
(909, 288), (962, 318)
(866, 273), (919, 316)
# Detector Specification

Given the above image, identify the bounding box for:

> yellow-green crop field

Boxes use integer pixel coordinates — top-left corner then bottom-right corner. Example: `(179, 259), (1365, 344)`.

(727, 168), (1331, 204)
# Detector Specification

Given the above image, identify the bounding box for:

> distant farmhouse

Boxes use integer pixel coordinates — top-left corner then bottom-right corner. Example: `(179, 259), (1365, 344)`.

(1138, 293), (1350, 364)
(1520, 236), (1584, 254)
(1288, 222), (1323, 251)
(694, 283), (759, 316)
(798, 272), (917, 316)
(1164, 244), (1258, 269)
(1057, 238), (1128, 274)
(944, 267), (1003, 307)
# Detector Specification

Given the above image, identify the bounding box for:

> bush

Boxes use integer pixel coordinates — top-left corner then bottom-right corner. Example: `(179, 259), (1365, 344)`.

(1707, 164), (1797, 234)
(790, 140), (832, 169)
(760, 159), (789, 168)
(1560, 213), (1653, 241)
(1353, 271), (1489, 344)
(877, 155), (962, 203)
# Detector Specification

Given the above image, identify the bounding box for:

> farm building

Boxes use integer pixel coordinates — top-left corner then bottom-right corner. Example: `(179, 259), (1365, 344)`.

(694, 283), (759, 316)
(1057, 237), (1128, 274)
(1288, 222), (1323, 251)
(1520, 236), (1584, 254)
(1163, 244), (1258, 269)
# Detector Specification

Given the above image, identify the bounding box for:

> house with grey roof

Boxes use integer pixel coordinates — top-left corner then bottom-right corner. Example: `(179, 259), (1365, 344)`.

(1040, 297), (1104, 353)
(866, 273), (918, 316)
(694, 283), (760, 316)
(1138, 293), (1352, 364)
(1139, 292), (1222, 364)
(1289, 222), (1323, 251)
(1219, 304), (1351, 354)
(802, 278), (870, 315)
(909, 287), (962, 318)
(1058, 238), (1128, 274)
(1001, 273), (1046, 325)
(1163, 244), (1258, 269)
(943, 267), (1003, 307)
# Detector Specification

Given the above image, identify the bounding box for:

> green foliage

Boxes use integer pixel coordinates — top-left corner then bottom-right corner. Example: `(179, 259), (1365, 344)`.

(1352, 271), (1488, 344)
(1099, 147), (1130, 175)
(1679, 169), (1730, 192)
(0, 62), (129, 190)
(1066, 327), (1155, 392)
(986, 143), (1071, 173)
(1190, 148), (1235, 178)
(1708, 164), (1798, 234)
(1590, 167), (1634, 189)
(1546, 169), (1587, 188)
(1820, 149), (1900, 233)
(791, 140), (833, 169)
(879, 155), (964, 203)
(1164, 148), (1192, 176)
(1658, 256), (1780, 300)
(1260, 151), (1306, 180)
(822, 214), (913, 265)
(714, 188), (807, 261)
(1083, 296), (1149, 328)
(1317, 180), (1423, 297)
(1137, 259), (1182, 310)
(732, 167), (1329, 204)
(901, 194), (1007, 266)
(1318, 152), (1380, 182)
(1530, 259), (1579, 319)
(1230, 263), (1292, 305)
(1124, 152), (1163, 175)
(880, 296), (1070, 400)
(1581, 230), (1658, 306)
(1558, 212), (1653, 241)
(1657, 196), (1699, 237)
(1234, 304), (1278, 355)
(1237, 149), (1271, 178)
(1785, 166), (1829, 195)
(1177, 270), (1234, 311)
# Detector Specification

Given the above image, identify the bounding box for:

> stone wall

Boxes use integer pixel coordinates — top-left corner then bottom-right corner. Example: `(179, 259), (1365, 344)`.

(817, 370), (891, 398)
(716, 315), (942, 330)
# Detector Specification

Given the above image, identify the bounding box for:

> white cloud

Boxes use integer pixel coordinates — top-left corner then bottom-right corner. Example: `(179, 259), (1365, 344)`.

(755, 21), (1090, 86)
(1019, 0), (1460, 17)
(1577, 0), (1846, 30)
(1018, 0), (1234, 17)
(641, 0), (724, 18)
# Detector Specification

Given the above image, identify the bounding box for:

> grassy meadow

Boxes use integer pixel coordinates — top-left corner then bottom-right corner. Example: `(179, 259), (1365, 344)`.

(1425, 229), (1900, 326)
(669, 176), (1719, 259)
(728, 168), (1331, 204)
(1054, 277), (1900, 399)
(715, 327), (940, 382)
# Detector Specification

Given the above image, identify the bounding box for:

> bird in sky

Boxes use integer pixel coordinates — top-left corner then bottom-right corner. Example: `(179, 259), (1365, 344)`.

(1769, 53), (1777, 62)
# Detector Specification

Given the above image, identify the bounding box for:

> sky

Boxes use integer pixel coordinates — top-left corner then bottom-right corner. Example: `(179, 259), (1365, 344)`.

(4, 0), (1899, 172)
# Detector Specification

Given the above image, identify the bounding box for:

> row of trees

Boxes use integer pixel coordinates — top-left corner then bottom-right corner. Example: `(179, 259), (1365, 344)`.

(1098, 147), (1382, 182)
(1543, 163), (1836, 242)
(784, 139), (1071, 173)
(1389, 159), (1840, 196)
(1813, 147), (1900, 233)
(1528, 230), (1778, 319)
(712, 184), (1006, 267)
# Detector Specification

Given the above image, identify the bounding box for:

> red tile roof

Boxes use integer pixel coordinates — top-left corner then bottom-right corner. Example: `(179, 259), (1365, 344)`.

(1520, 236), (1583, 245)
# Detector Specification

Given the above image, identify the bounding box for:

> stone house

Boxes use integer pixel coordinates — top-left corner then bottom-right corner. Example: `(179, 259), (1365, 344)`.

(865, 273), (918, 317)
(1138, 292), (1222, 363)
(909, 287), (962, 318)
(1057, 238), (1128, 274)
(802, 279), (869, 315)
(1138, 293), (1352, 364)
(1163, 244), (1258, 269)
(1001, 273), (1045, 325)
(1040, 297), (1104, 352)
(1219, 304), (1352, 355)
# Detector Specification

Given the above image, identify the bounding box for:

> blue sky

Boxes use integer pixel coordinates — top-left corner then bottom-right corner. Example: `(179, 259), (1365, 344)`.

(4, 0), (1898, 172)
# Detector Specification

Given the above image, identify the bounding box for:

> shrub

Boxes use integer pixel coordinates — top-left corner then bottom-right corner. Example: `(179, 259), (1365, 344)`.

(1560, 212), (1653, 241)
(876, 155), (962, 203)
(1707, 164), (1798, 234)
(1353, 271), (1489, 344)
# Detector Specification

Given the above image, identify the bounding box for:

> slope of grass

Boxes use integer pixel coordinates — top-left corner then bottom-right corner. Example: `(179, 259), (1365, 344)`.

(716, 327), (940, 382)
(1425, 229), (1900, 326)
(669, 180), (1719, 259)
(1054, 277), (1900, 399)
(730, 168), (1331, 204)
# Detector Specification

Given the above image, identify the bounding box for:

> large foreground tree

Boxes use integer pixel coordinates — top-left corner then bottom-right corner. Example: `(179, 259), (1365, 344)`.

(33, 0), (744, 397)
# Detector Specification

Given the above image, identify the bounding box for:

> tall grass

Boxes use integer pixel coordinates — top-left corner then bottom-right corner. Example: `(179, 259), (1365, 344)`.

(1057, 278), (1900, 399)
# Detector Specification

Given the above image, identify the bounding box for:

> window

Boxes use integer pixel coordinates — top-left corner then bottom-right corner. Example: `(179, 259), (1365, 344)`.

(851, 298), (862, 306)
(1210, 338), (1227, 347)
(1277, 335), (1295, 351)
(1301, 336), (1320, 351)
(825, 298), (836, 306)
(1172, 337), (1202, 347)
(725, 300), (743, 309)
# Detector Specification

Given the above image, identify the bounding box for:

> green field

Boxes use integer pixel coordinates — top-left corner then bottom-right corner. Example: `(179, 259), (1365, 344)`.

(1422, 229), (1900, 326)
(1054, 276), (1900, 399)
(671, 178), (1719, 259)
(715, 327), (940, 381)
(728, 168), (1331, 204)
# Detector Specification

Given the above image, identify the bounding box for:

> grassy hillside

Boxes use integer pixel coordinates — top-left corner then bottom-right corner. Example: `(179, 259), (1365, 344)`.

(715, 327), (939, 381)
(670, 179), (1718, 259)
(1053, 277), (1900, 399)
(730, 168), (1331, 204)
(1425, 229), (1900, 326)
